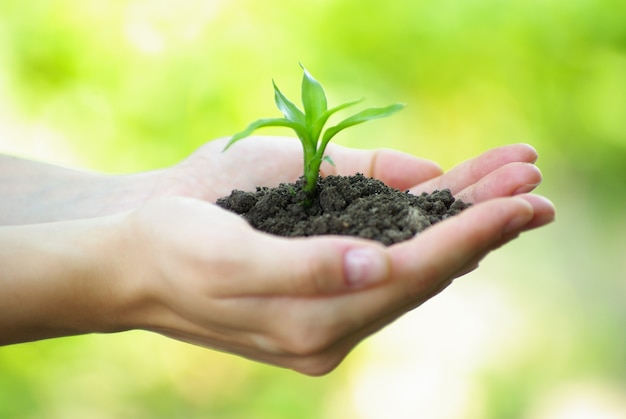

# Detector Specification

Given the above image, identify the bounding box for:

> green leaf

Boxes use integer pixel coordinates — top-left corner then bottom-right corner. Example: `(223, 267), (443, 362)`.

(311, 98), (363, 144)
(223, 117), (306, 150)
(300, 64), (327, 129)
(320, 103), (405, 149)
(273, 80), (305, 125)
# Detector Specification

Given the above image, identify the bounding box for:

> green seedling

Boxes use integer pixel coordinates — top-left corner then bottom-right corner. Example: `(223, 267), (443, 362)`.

(224, 64), (404, 205)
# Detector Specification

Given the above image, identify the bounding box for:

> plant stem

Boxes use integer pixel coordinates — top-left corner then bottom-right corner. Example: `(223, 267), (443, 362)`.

(301, 139), (319, 206)
(301, 156), (320, 207)
(303, 158), (321, 191)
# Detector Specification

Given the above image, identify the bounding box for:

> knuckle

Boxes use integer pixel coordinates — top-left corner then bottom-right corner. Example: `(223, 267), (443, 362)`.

(403, 261), (445, 300)
(267, 310), (355, 376)
(274, 317), (338, 358)
(291, 253), (339, 295)
(281, 327), (332, 357)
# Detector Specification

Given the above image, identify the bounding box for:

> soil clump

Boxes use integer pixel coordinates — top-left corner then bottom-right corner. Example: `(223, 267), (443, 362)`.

(216, 173), (470, 246)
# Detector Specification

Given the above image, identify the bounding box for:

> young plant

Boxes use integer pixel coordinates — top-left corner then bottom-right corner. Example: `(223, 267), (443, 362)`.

(224, 64), (404, 204)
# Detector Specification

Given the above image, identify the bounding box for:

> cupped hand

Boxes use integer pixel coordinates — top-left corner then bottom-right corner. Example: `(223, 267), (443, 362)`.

(117, 190), (553, 376)
(115, 137), (553, 375)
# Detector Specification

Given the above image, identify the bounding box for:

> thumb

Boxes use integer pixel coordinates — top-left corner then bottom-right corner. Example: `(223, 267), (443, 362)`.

(246, 236), (391, 295)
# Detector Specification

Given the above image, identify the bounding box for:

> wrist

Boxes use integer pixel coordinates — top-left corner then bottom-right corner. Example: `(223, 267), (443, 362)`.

(0, 214), (140, 344)
(0, 153), (182, 224)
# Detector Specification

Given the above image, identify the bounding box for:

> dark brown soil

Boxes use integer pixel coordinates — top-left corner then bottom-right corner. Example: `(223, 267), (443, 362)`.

(216, 173), (471, 246)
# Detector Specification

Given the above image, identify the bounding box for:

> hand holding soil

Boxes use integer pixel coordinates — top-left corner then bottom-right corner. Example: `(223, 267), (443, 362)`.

(117, 191), (552, 376)
(0, 138), (554, 375)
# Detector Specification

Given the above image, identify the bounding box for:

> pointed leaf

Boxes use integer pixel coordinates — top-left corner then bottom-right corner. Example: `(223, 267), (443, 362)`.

(223, 117), (305, 150)
(311, 98), (363, 143)
(273, 80), (305, 125)
(300, 64), (327, 128)
(320, 103), (405, 149)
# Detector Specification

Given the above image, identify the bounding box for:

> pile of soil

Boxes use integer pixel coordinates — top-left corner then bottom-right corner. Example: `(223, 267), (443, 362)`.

(216, 173), (470, 246)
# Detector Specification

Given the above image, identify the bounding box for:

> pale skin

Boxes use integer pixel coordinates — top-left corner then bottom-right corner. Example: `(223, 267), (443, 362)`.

(0, 136), (555, 376)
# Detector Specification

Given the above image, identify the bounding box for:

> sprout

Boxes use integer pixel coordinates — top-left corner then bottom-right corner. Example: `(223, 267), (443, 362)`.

(224, 64), (404, 205)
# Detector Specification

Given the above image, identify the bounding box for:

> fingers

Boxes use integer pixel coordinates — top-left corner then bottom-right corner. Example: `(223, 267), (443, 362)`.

(221, 234), (392, 297)
(452, 162), (543, 203)
(405, 193), (556, 291)
(324, 145), (443, 190)
(369, 149), (444, 190)
(388, 197), (535, 295)
(278, 237), (391, 293)
(319, 197), (539, 330)
(513, 193), (556, 231)
(410, 143), (539, 197)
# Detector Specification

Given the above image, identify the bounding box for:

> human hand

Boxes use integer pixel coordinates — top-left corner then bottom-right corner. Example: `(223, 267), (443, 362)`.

(110, 181), (553, 375)
(104, 138), (551, 376)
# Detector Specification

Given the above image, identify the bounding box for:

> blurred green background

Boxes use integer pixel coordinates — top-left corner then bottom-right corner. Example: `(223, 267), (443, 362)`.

(1, 0), (625, 418)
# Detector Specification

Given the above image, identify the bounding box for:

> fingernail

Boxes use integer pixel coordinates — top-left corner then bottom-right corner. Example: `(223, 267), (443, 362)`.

(513, 183), (540, 195)
(344, 247), (389, 287)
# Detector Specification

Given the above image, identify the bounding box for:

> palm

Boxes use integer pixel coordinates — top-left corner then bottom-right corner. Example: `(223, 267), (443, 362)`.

(174, 137), (306, 202)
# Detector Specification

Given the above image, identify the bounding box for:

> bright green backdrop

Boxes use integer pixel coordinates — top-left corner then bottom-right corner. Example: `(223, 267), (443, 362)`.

(1, 1), (625, 418)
